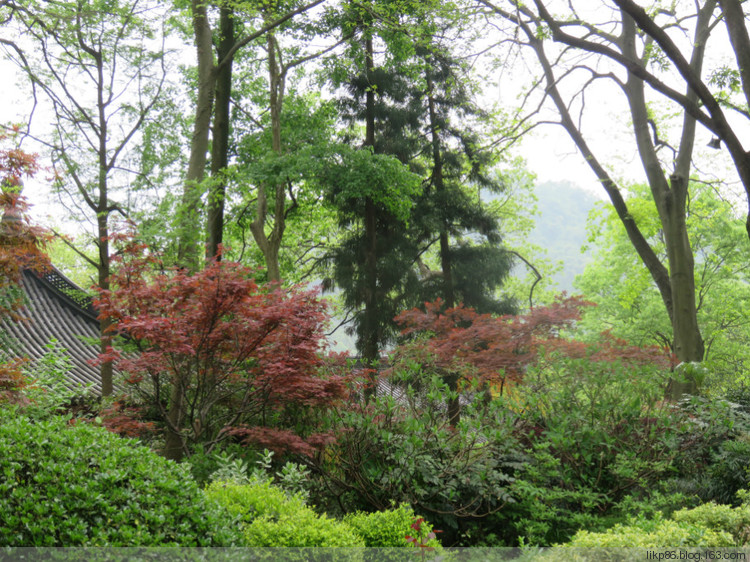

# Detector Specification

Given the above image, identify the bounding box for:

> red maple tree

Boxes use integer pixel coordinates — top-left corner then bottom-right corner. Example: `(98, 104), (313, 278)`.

(95, 244), (347, 460)
(0, 126), (51, 405)
(394, 296), (672, 393)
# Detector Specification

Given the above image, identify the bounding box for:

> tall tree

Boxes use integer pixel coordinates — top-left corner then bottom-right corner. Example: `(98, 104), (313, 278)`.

(577, 181), (750, 388)
(558, 0), (750, 244)
(1, 0), (169, 396)
(413, 40), (515, 316)
(480, 0), (716, 395)
(240, 3), (347, 282)
(326, 0), (516, 369)
(177, 0), (328, 269)
(323, 0), (423, 365)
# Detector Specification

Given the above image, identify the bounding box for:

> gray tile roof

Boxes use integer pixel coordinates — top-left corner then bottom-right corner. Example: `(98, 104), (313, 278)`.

(2, 267), (104, 395)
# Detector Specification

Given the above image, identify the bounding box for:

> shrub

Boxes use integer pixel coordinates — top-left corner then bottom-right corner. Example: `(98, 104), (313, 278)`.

(205, 479), (306, 523)
(343, 504), (440, 548)
(244, 510), (364, 547)
(309, 365), (522, 545)
(565, 499), (750, 548)
(0, 413), (239, 546)
(205, 480), (364, 547)
(565, 515), (735, 547)
(672, 502), (750, 543)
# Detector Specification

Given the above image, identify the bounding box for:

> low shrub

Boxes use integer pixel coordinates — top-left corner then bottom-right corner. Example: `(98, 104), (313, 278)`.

(565, 497), (750, 547)
(672, 501), (750, 543)
(244, 509), (365, 547)
(0, 413), (239, 546)
(205, 480), (364, 547)
(343, 504), (440, 548)
(565, 516), (735, 548)
(204, 479), (307, 523)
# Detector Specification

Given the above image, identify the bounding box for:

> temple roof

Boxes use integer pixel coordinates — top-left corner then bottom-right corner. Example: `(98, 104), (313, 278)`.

(2, 267), (103, 395)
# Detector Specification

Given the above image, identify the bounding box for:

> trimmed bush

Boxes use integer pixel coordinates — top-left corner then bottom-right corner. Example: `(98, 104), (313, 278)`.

(565, 515), (735, 548)
(204, 479), (307, 523)
(0, 413), (239, 546)
(672, 502), (750, 543)
(205, 480), (364, 547)
(343, 504), (440, 548)
(245, 510), (365, 547)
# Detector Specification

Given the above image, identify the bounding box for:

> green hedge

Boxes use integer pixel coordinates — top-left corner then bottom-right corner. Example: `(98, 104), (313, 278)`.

(343, 504), (440, 548)
(565, 499), (750, 547)
(205, 480), (364, 547)
(0, 413), (239, 546)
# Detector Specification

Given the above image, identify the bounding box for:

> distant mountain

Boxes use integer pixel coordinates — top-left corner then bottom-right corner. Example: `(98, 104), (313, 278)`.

(529, 180), (601, 292)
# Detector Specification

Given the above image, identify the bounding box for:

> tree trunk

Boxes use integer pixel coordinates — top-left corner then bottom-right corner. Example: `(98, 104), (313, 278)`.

(97, 213), (113, 397)
(163, 378), (186, 461)
(248, 29), (287, 283)
(206, 5), (234, 261)
(178, 0), (216, 271)
(362, 33), (379, 379)
(620, 8), (708, 396)
(427, 70), (460, 424)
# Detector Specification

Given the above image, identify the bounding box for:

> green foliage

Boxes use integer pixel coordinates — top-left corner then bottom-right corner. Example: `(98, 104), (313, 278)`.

(566, 498), (750, 547)
(343, 504), (440, 548)
(576, 181), (750, 387)
(565, 515), (735, 547)
(494, 353), (686, 545)
(205, 480), (364, 547)
(0, 413), (239, 546)
(20, 339), (90, 420)
(667, 397), (750, 506)
(243, 509), (365, 547)
(672, 502), (750, 540)
(322, 147), (422, 224)
(311, 365), (522, 543)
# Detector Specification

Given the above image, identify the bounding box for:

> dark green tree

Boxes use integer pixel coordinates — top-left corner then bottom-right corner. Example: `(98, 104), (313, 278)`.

(324, 2), (515, 381)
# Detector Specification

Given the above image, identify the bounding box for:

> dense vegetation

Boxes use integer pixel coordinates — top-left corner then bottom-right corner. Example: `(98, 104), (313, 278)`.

(3, 0), (750, 551)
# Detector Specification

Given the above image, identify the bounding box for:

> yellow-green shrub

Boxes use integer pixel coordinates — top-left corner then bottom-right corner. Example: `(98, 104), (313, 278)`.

(565, 516), (734, 548)
(205, 480), (364, 547)
(343, 504), (440, 548)
(672, 502), (750, 543)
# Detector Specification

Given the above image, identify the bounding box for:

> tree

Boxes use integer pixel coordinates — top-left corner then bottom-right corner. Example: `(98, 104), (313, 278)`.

(577, 181), (750, 389)
(479, 0), (715, 395)
(1, 0), (170, 396)
(96, 243), (347, 461)
(231, 4), (347, 281)
(530, 0), (750, 244)
(176, 0), (329, 269)
(409, 39), (516, 316)
(0, 127), (52, 405)
(227, 92), (340, 283)
(324, 0), (516, 367)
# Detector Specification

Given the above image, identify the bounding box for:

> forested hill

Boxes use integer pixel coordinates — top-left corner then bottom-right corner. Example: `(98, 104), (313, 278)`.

(529, 180), (601, 292)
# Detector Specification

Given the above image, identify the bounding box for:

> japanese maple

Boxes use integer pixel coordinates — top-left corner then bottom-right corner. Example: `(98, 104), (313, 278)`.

(95, 246), (347, 461)
(0, 126), (51, 320)
(394, 296), (672, 392)
(0, 127), (52, 404)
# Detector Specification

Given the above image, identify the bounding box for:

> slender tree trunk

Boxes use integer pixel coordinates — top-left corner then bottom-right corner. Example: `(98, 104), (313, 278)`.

(97, 212), (113, 397)
(163, 378), (186, 461)
(94, 48), (114, 397)
(249, 29), (287, 283)
(427, 70), (460, 424)
(179, 0), (216, 271)
(362, 33), (379, 371)
(206, 5), (234, 261)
